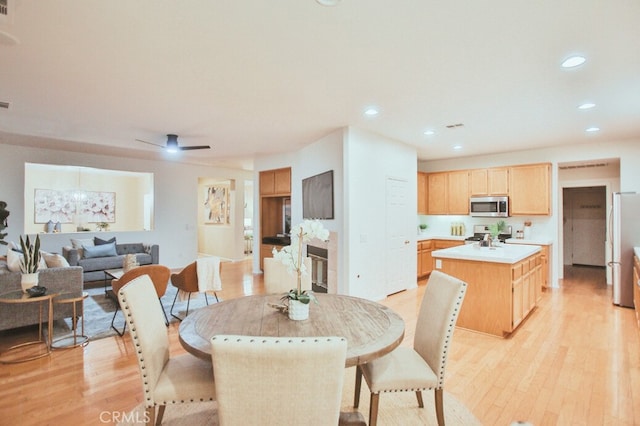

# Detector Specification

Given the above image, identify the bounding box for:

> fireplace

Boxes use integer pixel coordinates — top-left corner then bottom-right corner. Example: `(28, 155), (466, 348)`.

(307, 245), (328, 293)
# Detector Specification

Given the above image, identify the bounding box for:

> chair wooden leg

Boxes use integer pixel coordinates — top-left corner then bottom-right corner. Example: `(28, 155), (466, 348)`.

(369, 393), (380, 426)
(354, 366), (363, 408)
(110, 306), (126, 336)
(145, 406), (155, 426)
(416, 390), (424, 407)
(155, 405), (166, 426)
(434, 388), (444, 426)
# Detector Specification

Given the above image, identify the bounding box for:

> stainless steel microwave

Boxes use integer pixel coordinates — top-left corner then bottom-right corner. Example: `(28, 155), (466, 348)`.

(469, 196), (509, 217)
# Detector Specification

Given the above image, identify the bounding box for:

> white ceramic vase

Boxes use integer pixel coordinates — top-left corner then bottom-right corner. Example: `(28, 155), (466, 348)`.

(288, 299), (309, 321)
(21, 272), (39, 293)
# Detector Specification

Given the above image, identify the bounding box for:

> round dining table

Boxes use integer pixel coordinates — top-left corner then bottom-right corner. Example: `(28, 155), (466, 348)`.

(179, 293), (405, 367)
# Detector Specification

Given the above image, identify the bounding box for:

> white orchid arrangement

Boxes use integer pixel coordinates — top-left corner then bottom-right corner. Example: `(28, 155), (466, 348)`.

(272, 220), (330, 304)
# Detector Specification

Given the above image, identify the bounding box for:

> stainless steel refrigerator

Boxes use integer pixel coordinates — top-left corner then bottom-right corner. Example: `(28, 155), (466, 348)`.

(609, 192), (640, 308)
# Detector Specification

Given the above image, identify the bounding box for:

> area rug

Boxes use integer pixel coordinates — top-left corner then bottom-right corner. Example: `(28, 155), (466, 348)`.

(118, 368), (480, 426)
(53, 282), (215, 341)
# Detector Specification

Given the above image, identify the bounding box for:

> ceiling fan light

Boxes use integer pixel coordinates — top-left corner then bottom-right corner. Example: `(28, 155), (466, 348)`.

(166, 134), (179, 153)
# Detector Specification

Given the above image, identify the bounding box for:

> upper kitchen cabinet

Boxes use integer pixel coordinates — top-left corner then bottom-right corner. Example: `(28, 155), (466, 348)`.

(447, 170), (470, 214)
(259, 167), (291, 196)
(417, 172), (428, 214)
(509, 163), (551, 215)
(426, 170), (469, 215)
(470, 168), (509, 196)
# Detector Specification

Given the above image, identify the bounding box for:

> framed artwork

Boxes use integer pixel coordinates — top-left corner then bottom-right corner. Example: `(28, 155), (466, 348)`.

(34, 189), (76, 223)
(79, 191), (116, 223)
(34, 189), (116, 224)
(204, 185), (229, 224)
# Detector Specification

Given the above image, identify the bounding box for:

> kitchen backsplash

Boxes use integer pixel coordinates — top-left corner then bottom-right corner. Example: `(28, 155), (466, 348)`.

(418, 215), (553, 240)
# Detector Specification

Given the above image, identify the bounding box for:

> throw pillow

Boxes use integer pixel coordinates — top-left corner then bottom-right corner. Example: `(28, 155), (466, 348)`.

(6, 248), (22, 272)
(71, 238), (94, 249)
(94, 236), (116, 246)
(82, 241), (117, 258)
(41, 251), (71, 268)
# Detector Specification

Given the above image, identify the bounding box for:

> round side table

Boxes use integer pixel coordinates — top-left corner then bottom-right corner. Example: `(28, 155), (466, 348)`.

(0, 290), (58, 363)
(52, 291), (89, 349)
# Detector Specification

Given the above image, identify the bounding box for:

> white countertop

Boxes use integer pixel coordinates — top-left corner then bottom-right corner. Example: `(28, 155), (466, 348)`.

(432, 243), (541, 264)
(505, 238), (554, 246)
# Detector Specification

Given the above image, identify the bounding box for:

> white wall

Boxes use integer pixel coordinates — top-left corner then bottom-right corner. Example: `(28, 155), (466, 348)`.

(419, 139), (640, 287)
(254, 126), (418, 300)
(344, 127), (417, 300)
(0, 143), (253, 268)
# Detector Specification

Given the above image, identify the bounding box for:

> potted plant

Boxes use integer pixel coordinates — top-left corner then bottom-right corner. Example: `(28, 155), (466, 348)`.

(488, 220), (507, 245)
(272, 220), (329, 320)
(19, 234), (42, 292)
(419, 223), (428, 234)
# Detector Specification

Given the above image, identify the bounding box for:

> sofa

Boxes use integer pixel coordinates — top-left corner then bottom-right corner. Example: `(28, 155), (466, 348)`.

(62, 240), (159, 282)
(0, 257), (84, 332)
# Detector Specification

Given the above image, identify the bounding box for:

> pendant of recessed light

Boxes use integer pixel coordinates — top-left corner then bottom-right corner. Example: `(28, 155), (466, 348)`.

(316, 0), (341, 6)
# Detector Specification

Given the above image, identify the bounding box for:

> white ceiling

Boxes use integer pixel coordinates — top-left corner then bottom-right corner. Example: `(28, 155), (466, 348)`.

(1, 1), (639, 170)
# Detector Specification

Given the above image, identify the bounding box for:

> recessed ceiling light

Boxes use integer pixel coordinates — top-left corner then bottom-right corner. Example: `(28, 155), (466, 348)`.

(364, 107), (379, 116)
(585, 127), (600, 133)
(316, 0), (341, 6)
(562, 55), (586, 68)
(423, 130), (435, 136)
(578, 102), (596, 110)
(453, 145), (463, 151)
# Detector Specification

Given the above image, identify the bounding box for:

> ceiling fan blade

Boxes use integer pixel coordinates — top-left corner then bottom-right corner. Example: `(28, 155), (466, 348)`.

(135, 138), (165, 148)
(179, 145), (211, 151)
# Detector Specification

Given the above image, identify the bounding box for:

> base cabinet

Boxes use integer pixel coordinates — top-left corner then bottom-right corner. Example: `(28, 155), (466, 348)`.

(434, 251), (541, 337)
(417, 240), (433, 278)
(634, 255), (640, 329)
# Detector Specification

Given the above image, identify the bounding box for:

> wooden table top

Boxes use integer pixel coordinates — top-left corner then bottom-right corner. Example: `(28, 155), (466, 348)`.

(179, 294), (405, 367)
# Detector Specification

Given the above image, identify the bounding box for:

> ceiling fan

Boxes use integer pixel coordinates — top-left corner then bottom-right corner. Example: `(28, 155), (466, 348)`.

(135, 134), (210, 153)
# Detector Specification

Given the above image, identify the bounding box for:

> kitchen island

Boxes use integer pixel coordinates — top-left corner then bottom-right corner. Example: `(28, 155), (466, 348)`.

(432, 243), (542, 337)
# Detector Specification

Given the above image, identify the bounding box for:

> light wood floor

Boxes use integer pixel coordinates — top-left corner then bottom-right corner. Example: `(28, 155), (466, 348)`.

(0, 261), (638, 425)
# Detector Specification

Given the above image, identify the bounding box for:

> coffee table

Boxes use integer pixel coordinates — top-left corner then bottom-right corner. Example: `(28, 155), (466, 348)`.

(0, 290), (59, 363)
(104, 268), (124, 299)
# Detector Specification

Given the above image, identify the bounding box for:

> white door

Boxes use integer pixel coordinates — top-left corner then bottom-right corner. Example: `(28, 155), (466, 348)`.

(385, 177), (411, 295)
(570, 187), (606, 266)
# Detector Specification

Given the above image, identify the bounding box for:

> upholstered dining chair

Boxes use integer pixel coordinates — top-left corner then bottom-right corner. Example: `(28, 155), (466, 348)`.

(118, 275), (216, 426)
(169, 260), (221, 321)
(353, 270), (468, 426)
(263, 256), (312, 294)
(210, 335), (347, 426)
(111, 265), (171, 336)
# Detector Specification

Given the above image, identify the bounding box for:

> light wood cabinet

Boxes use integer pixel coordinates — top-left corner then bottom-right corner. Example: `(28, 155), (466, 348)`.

(417, 172), (428, 214)
(511, 253), (541, 330)
(433, 239), (464, 249)
(434, 250), (540, 337)
(634, 256), (640, 328)
(259, 167), (291, 270)
(417, 240), (433, 278)
(447, 170), (470, 214)
(259, 167), (291, 196)
(427, 173), (447, 214)
(469, 167), (509, 196)
(426, 171), (469, 215)
(509, 163), (551, 215)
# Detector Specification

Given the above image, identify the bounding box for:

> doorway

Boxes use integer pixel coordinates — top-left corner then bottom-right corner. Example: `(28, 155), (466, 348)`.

(562, 186), (606, 267)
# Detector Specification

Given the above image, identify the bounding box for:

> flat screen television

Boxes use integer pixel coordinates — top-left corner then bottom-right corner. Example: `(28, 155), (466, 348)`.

(302, 170), (334, 220)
